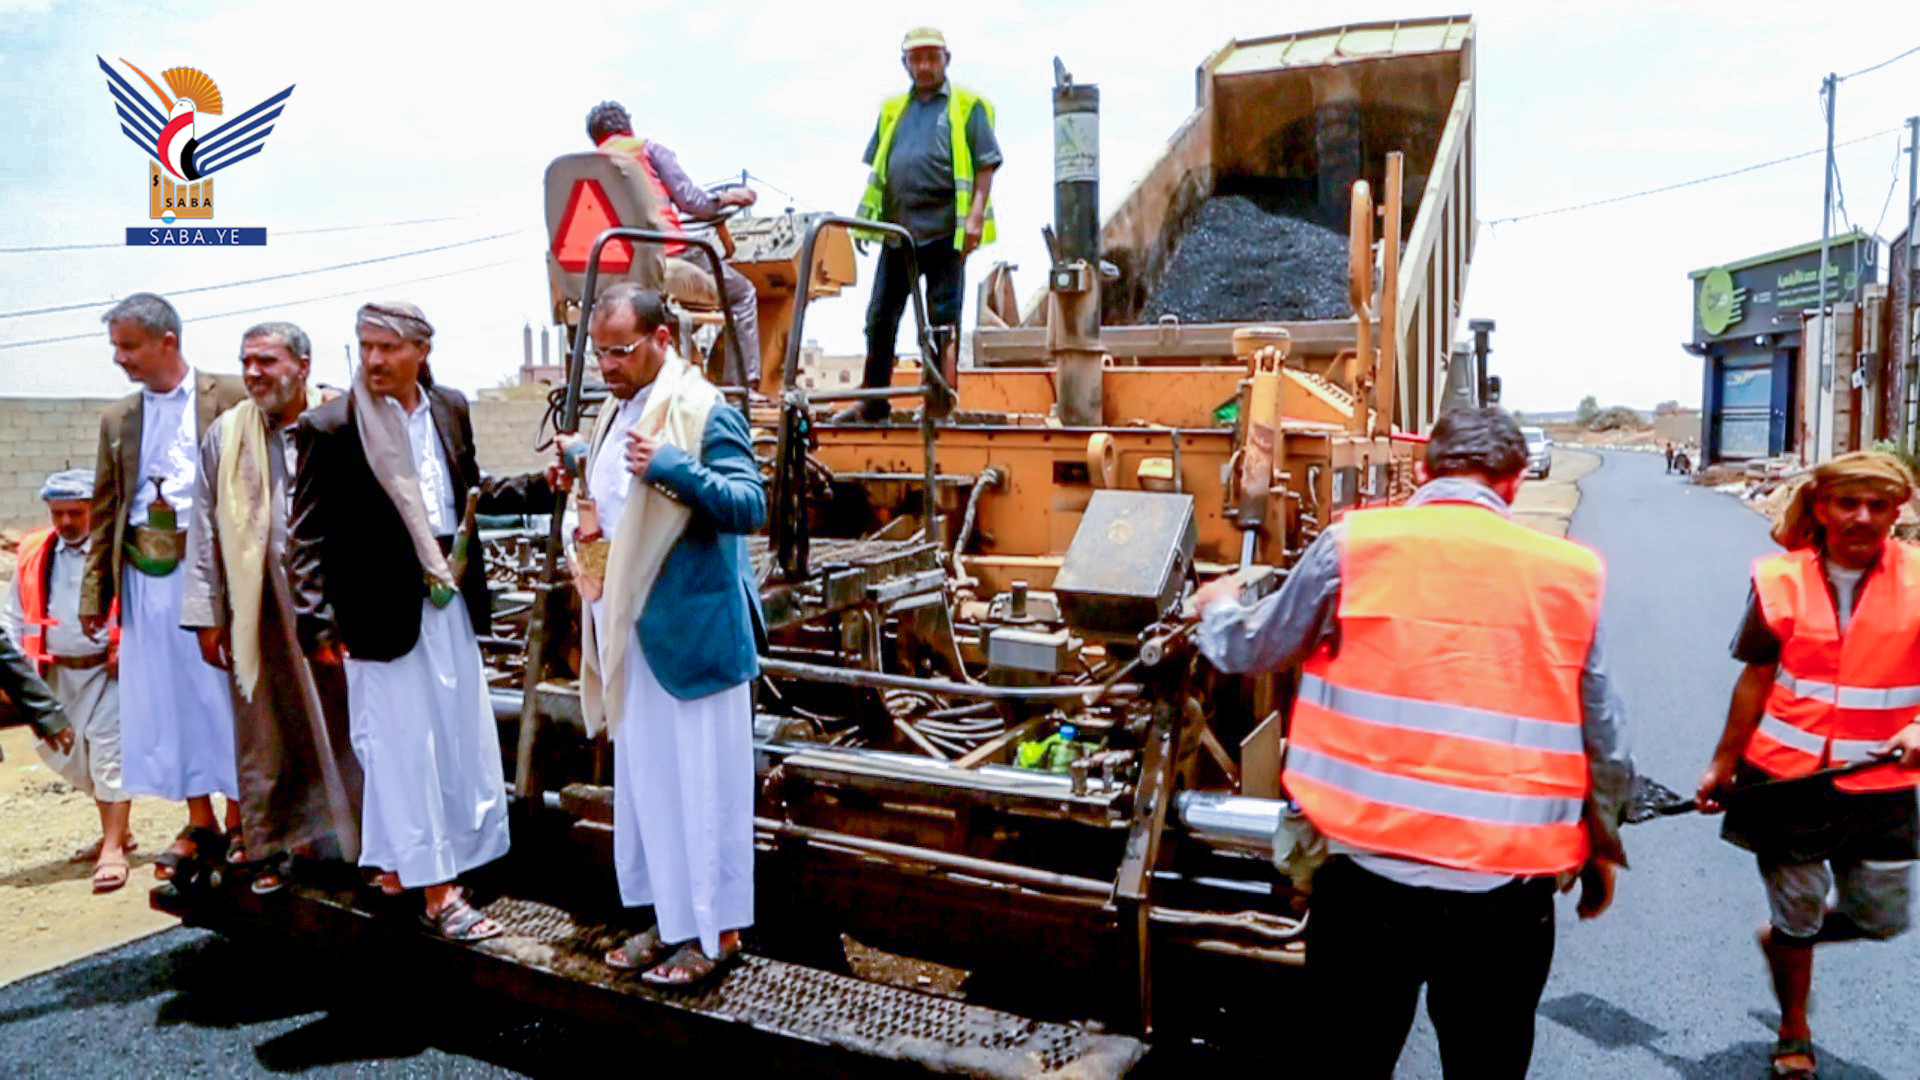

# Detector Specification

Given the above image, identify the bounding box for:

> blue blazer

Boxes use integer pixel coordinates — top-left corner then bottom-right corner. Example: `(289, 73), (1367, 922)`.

(634, 404), (767, 700)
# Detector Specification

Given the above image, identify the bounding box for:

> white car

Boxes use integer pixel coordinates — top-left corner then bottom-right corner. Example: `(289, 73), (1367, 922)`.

(1522, 426), (1551, 479)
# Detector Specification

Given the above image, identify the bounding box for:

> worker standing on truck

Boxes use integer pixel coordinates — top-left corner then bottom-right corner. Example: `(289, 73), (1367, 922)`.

(181, 322), (363, 897)
(586, 101), (764, 390)
(3, 469), (123, 891)
(82, 293), (248, 883)
(839, 26), (1001, 423)
(557, 283), (765, 988)
(289, 302), (560, 944)
(1695, 451), (1920, 1080)
(1193, 406), (1633, 1080)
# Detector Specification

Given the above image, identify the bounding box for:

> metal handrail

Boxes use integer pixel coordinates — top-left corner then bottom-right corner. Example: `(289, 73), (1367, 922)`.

(771, 216), (948, 584)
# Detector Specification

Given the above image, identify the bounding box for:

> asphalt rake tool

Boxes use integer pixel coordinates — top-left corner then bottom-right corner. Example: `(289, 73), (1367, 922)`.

(1625, 756), (1901, 824)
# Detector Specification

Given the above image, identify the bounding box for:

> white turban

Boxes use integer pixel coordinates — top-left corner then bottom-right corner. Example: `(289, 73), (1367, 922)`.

(38, 468), (94, 503)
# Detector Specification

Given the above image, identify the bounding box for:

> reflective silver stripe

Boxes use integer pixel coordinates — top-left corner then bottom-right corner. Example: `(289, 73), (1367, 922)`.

(1756, 714), (1888, 764)
(1287, 746), (1584, 827)
(1777, 671), (1920, 710)
(1756, 713), (1827, 756)
(1296, 674), (1584, 756)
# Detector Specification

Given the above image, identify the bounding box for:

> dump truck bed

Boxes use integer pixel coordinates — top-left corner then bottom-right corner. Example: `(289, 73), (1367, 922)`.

(977, 14), (1477, 433)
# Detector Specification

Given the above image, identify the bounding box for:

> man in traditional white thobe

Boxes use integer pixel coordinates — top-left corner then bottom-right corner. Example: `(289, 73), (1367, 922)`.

(182, 322), (362, 895)
(289, 302), (558, 942)
(561, 283), (765, 986)
(4, 469), (131, 891)
(82, 293), (247, 880)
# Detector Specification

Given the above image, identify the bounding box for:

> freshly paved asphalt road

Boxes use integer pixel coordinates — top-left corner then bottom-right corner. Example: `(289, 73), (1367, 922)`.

(0, 925), (640, 1079)
(1393, 450), (1920, 1077)
(6, 450), (1917, 1077)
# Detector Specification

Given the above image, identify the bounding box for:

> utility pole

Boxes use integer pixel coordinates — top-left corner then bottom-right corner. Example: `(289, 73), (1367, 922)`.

(1813, 73), (1837, 463)
(1907, 115), (1919, 454)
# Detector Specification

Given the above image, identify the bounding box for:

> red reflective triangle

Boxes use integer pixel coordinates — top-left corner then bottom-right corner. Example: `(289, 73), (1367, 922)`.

(551, 179), (633, 275)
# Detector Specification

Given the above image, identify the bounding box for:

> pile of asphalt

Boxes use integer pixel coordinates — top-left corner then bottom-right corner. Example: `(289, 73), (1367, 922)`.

(1139, 193), (1351, 324)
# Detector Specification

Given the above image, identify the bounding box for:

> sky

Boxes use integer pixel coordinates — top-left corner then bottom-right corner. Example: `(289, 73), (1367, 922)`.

(1, 0), (1918, 413)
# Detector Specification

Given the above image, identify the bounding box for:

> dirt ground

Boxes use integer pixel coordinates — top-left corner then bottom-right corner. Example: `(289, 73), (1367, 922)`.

(1511, 448), (1600, 538)
(0, 724), (182, 987)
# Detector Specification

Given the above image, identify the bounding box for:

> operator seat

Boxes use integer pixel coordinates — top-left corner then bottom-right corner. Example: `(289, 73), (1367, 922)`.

(545, 150), (741, 382)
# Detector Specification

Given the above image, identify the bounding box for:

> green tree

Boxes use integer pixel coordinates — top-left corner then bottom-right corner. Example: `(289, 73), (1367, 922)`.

(1576, 395), (1599, 425)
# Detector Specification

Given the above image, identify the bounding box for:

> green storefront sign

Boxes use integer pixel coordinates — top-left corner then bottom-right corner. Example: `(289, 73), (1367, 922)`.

(1689, 231), (1877, 342)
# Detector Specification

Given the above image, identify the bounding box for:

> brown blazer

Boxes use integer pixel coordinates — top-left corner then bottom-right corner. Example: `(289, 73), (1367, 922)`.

(81, 369), (247, 619)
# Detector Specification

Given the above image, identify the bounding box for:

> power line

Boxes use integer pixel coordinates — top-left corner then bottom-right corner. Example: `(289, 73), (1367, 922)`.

(0, 257), (533, 352)
(0, 216), (475, 255)
(1833, 151), (1855, 233)
(702, 169), (823, 211)
(1488, 129), (1897, 227)
(0, 228), (533, 320)
(1841, 45), (1920, 81)
(1871, 134), (1906, 239)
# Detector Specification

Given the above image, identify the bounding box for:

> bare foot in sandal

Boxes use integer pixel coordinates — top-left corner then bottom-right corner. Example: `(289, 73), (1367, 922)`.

(71, 835), (137, 864)
(92, 855), (130, 894)
(420, 896), (502, 943)
(641, 931), (742, 988)
(154, 826), (219, 881)
(606, 926), (670, 970)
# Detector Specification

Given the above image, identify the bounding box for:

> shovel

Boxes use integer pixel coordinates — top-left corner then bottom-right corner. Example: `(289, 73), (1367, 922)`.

(1626, 755), (1901, 824)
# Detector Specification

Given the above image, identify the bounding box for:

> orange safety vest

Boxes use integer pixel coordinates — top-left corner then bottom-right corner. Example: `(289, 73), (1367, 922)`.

(1745, 543), (1920, 794)
(14, 527), (117, 675)
(596, 134), (687, 256)
(1282, 503), (1602, 877)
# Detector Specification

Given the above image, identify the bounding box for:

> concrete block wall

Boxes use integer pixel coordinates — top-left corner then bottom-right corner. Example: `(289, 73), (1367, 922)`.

(0, 396), (556, 528)
(0, 397), (120, 529)
(469, 399), (552, 477)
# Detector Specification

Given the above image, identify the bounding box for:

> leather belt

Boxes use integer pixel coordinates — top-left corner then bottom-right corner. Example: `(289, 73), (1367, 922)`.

(49, 653), (109, 670)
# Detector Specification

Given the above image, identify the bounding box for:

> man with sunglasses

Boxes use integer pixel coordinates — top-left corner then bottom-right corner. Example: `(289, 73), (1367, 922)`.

(1697, 450), (1920, 1079)
(556, 283), (764, 989)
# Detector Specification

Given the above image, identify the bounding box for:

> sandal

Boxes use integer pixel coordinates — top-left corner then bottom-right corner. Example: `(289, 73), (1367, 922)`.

(249, 853), (292, 896)
(92, 855), (130, 894)
(154, 826), (222, 882)
(605, 926), (671, 971)
(419, 898), (503, 944)
(640, 940), (741, 989)
(1771, 1038), (1816, 1078)
(70, 836), (137, 863)
(225, 828), (248, 866)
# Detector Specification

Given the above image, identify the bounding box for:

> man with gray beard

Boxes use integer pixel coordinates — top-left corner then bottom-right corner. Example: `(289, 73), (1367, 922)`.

(181, 322), (362, 893)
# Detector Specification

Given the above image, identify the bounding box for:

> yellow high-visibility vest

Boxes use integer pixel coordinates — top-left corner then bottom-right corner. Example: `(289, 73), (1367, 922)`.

(856, 83), (996, 250)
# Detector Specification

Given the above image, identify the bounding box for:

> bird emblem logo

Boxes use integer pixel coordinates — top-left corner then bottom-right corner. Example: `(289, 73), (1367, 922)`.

(98, 57), (294, 224)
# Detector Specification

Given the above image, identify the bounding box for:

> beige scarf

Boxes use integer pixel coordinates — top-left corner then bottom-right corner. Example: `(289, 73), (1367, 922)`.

(578, 352), (722, 736)
(214, 390), (324, 701)
(351, 372), (457, 602)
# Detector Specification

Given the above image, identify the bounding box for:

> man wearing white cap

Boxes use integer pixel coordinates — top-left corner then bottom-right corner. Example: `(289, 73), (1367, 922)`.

(844, 26), (1001, 422)
(4, 468), (133, 891)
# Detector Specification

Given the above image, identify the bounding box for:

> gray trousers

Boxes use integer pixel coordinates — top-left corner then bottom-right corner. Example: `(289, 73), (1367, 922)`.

(666, 254), (761, 386)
